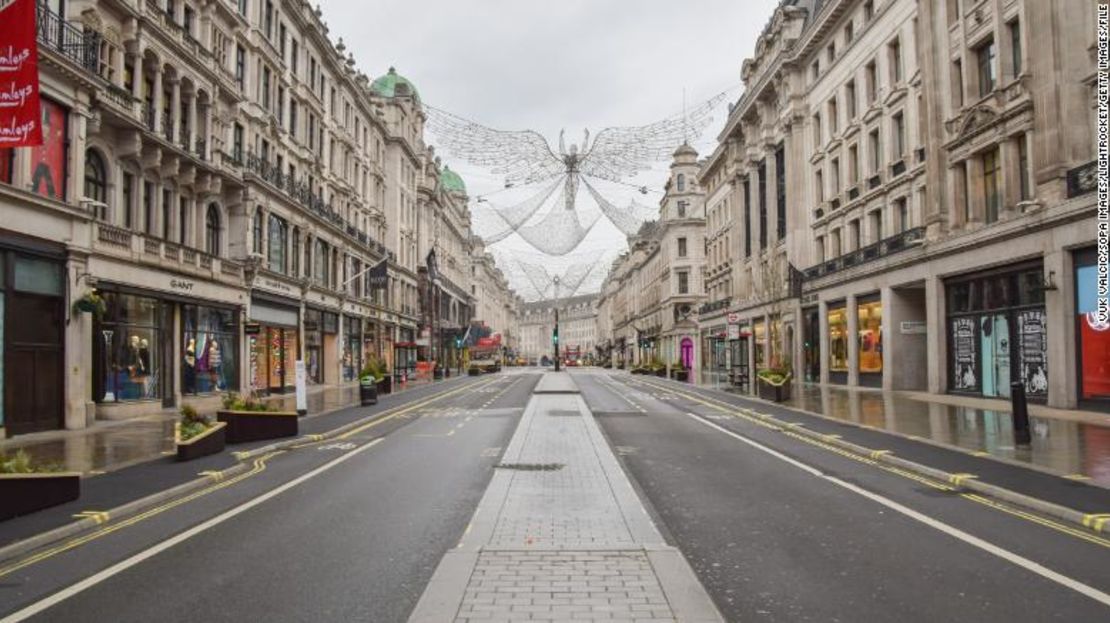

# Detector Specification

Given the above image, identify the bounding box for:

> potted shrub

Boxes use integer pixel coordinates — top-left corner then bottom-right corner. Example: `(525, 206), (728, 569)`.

(650, 358), (667, 378)
(0, 450), (80, 521)
(756, 368), (793, 402)
(216, 392), (298, 443)
(175, 404), (227, 461)
(671, 361), (689, 382)
(72, 290), (106, 319)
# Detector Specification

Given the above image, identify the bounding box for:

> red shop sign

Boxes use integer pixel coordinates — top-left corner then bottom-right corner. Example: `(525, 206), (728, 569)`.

(0, 0), (43, 147)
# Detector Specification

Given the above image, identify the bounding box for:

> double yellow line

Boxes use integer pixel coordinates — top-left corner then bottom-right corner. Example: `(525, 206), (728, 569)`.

(621, 375), (1110, 549)
(0, 375), (500, 579)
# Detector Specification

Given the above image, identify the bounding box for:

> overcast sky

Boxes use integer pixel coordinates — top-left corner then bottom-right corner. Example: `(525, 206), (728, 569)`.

(322, 0), (780, 298)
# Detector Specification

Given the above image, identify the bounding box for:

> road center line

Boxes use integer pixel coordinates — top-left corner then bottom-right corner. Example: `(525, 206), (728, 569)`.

(684, 412), (1110, 607)
(0, 437), (386, 623)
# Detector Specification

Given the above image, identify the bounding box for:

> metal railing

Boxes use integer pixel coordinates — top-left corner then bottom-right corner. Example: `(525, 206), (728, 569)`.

(1067, 160), (1096, 198)
(698, 298), (732, 315)
(37, 3), (99, 74)
(803, 226), (925, 280)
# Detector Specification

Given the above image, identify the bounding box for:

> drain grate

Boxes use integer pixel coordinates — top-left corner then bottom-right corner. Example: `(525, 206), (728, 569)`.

(495, 462), (565, 471)
(547, 410), (581, 417)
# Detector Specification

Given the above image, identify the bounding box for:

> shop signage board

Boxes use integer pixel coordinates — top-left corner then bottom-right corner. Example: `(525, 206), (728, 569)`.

(900, 321), (926, 334)
(952, 317), (978, 391)
(244, 322), (261, 335)
(727, 312), (740, 324)
(0, 0), (43, 147)
(1018, 309), (1048, 395)
(727, 324), (741, 340)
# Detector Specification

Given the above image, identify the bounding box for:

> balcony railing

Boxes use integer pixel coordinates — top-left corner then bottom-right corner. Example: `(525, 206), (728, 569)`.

(803, 226), (925, 280)
(698, 298), (731, 315)
(244, 150), (395, 261)
(890, 159), (906, 178)
(37, 3), (99, 74)
(868, 173), (882, 190)
(847, 186), (860, 201)
(1066, 160), (1096, 198)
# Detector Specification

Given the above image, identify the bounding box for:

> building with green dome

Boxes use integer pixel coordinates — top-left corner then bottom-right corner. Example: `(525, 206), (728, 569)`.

(370, 67), (420, 100)
(440, 166), (466, 195)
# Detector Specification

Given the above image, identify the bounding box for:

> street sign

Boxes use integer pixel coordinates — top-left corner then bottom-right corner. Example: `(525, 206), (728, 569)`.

(900, 321), (927, 334)
(727, 324), (741, 340)
(727, 312), (740, 324)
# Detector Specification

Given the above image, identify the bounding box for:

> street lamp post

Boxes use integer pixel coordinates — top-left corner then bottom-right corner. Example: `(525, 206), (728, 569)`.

(553, 276), (561, 372)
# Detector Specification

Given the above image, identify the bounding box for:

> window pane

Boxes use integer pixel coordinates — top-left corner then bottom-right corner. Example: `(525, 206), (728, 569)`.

(14, 256), (63, 296)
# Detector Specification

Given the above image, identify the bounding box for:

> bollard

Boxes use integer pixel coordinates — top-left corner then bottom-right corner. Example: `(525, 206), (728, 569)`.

(1011, 381), (1031, 446)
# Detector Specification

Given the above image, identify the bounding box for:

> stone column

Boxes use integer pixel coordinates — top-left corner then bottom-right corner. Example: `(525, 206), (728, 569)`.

(131, 50), (144, 100)
(880, 287), (895, 391)
(152, 66), (164, 132)
(1044, 250), (1074, 408)
(65, 254), (92, 430)
(965, 156), (984, 227)
(999, 136), (1020, 217)
(819, 300), (830, 385)
(187, 93), (198, 153)
(846, 293), (859, 387)
(170, 77), (182, 143)
(925, 275), (946, 394)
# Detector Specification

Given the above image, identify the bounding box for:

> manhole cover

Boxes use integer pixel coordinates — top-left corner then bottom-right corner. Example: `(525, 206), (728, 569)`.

(547, 410), (580, 417)
(495, 463), (565, 471)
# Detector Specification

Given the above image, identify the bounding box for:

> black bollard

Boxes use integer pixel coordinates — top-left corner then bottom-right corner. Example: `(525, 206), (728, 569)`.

(1011, 381), (1031, 446)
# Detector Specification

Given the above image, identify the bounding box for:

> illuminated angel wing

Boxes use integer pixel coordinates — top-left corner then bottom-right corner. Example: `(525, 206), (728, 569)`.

(580, 91), (729, 182)
(425, 105), (565, 185)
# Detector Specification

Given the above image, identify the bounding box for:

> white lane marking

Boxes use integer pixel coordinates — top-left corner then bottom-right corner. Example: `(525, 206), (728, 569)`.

(1, 437), (385, 623)
(685, 413), (1110, 607)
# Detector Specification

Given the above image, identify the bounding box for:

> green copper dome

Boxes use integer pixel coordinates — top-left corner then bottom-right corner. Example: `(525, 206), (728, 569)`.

(440, 166), (466, 194)
(370, 67), (419, 99)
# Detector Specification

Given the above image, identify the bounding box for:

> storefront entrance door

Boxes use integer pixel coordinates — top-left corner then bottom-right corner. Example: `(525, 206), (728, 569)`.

(980, 314), (1011, 398)
(6, 291), (63, 434)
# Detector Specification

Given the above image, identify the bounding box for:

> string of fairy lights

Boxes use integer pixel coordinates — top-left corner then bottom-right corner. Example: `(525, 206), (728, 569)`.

(425, 91), (729, 301)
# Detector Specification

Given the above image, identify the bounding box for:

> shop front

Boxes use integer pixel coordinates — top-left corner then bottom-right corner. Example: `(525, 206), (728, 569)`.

(1075, 247), (1110, 410)
(1, 239), (65, 435)
(802, 307), (820, 383)
(342, 315), (362, 382)
(827, 302), (849, 384)
(248, 296), (299, 394)
(857, 295), (883, 388)
(395, 326), (417, 377)
(946, 263), (1047, 400)
(303, 307), (338, 385)
(181, 304), (239, 396)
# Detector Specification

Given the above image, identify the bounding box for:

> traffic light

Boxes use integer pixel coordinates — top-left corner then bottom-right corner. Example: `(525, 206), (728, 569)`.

(552, 327), (559, 345)
(455, 337), (462, 348)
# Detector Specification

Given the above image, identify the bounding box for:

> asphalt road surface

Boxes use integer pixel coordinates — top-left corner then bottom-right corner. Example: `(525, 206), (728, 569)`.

(0, 371), (537, 623)
(575, 369), (1110, 622)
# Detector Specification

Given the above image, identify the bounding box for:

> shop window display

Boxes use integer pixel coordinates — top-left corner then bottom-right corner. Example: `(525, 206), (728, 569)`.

(96, 292), (161, 402)
(828, 305), (849, 373)
(1077, 253), (1110, 402)
(753, 320), (766, 369)
(182, 305), (238, 394)
(857, 300), (882, 374)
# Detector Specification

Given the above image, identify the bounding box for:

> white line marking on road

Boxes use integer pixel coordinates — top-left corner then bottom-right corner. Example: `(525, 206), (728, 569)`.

(0, 438), (386, 623)
(684, 413), (1110, 608)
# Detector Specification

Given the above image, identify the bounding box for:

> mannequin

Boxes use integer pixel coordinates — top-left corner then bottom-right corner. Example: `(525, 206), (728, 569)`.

(207, 339), (222, 390)
(184, 338), (197, 394)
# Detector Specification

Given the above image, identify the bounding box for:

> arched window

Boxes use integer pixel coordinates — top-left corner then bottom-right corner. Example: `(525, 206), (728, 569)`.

(206, 204), (221, 256)
(676, 173), (686, 192)
(84, 149), (108, 220)
(252, 206), (263, 254)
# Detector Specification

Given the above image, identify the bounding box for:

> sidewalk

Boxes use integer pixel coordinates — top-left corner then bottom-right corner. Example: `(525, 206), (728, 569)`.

(0, 376), (446, 476)
(0, 374), (472, 551)
(410, 373), (722, 622)
(697, 373), (1110, 486)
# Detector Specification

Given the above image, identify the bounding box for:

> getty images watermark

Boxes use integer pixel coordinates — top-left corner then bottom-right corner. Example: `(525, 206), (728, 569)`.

(1099, 3), (1110, 324)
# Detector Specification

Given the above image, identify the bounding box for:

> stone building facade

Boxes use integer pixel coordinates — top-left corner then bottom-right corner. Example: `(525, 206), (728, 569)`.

(688, 0), (1102, 410)
(596, 145), (708, 373)
(0, 0), (518, 437)
(519, 294), (599, 365)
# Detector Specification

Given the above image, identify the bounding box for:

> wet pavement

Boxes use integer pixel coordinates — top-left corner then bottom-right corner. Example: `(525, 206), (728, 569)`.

(698, 372), (1110, 487)
(0, 383), (372, 475)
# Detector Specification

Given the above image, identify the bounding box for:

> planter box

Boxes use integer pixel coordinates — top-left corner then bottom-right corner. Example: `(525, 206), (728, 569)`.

(217, 410), (299, 444)
(468, 367), (481, 376)
(654, 369), (666, 378)
(176, 422), (227, 461)
(0, 472), (81, 521)
(672, 370), (689, 382)
(757, 376), (793, 403)
(378, 376), (392, 395)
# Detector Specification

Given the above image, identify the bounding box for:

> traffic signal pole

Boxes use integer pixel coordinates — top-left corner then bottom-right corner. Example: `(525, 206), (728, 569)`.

(553, 306), (561, 372)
